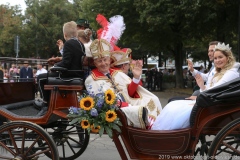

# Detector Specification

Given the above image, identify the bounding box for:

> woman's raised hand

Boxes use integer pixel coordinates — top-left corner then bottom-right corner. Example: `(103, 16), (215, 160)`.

(195, 74), (206, 91)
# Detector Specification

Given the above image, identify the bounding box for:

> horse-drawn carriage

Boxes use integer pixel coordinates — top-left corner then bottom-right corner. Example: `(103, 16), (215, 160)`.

(0, 57), (240, 160)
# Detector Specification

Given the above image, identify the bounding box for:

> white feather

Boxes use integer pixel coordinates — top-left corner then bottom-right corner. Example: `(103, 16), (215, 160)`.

(101, 15), (126, 50)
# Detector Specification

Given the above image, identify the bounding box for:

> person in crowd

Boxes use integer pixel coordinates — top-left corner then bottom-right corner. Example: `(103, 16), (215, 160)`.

(154, 69), (163, 91)
(0, 67), (3, 83)
(9, 64), (19, 82)
(85, 39), (162, 129)
(163, 68), (169, 75)
(199, 65), (205, 73)
(3, 69), (9, 82)
(33, 68), (37, 79)
(19, 61), (33, 82)
(36, 63), (47, 77)
(146, 68), (153, 90)
(153, 68), (160, 90)
(152, 42), (240, 130)
(35, 21), (85, 116)
(34, 63), (47, 96)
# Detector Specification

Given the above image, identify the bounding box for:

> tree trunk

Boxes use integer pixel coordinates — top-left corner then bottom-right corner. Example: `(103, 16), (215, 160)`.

(158, 52), (162, 67)
(174, 42), (184, 88)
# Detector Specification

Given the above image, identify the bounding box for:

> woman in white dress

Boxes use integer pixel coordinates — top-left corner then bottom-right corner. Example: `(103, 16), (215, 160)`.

(152, 42), (240, 130)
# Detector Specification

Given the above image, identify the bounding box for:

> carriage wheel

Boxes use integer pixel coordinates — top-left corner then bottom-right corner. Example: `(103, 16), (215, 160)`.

(0, 121), (59, 160)
(194, 135), (213, 157)
(43, 120), (90, 160)
(208, 117), (240, 160)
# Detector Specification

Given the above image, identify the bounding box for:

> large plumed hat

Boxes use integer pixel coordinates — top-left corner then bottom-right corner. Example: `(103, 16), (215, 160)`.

(110, 48), (132, 67)
(90, 39), (111, 59)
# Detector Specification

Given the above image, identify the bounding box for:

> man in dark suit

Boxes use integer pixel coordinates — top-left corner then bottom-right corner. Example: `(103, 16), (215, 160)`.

(19, 61), (33, 82)
(36, 21), (85, 116)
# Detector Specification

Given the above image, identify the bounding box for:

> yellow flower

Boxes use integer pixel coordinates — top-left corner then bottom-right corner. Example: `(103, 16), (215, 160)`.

(105, 89), (116, 105)
(80, 97), (94, 111)
(81, 120), (90, 129)
(105, 110), (117, 122)
(91, 125), (101, 133)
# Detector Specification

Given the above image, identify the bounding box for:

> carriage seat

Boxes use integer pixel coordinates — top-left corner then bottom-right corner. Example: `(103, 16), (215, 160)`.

(0, 100), (40, 119)
(47, 66), (83, 85)
(189, 77), (240, 127)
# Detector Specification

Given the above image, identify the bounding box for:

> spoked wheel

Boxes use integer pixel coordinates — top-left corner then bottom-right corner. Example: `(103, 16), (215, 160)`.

(43, 120), (90, 160)
(195, 135), (213, 158)
(0, 121), (59, 160)
(208, 118), (240, 160)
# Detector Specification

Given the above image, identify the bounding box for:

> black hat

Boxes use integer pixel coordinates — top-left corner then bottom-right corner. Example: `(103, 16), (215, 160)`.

(76, 19), (90, 28)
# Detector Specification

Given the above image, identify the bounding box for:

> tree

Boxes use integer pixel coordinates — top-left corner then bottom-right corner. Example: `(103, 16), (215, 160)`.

(21, 0), (80, 58)
(0, 4), (23, 57)
(134, 0), (240, 88)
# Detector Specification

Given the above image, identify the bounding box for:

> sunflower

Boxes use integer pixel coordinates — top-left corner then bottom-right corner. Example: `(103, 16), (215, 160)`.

(80, 97), (94, 111)
(105, 110), (117, 122)
(81, 120), (90, 129)
(91, 125), (101, 133)
(105, 89), (116, 105)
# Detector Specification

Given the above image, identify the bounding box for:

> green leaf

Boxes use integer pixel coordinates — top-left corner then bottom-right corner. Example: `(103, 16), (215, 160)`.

(67, 114), (79, 118)
(100, 113), (106, 120)
(93, 122), (100, 127)
(115, 120), (122, 126)
(112, 123), (121, 133)
(99, 125), (104, 137)
(87, 128), (91, 135)
(105, 126), (113, 138)
(69, 118), (79, 125)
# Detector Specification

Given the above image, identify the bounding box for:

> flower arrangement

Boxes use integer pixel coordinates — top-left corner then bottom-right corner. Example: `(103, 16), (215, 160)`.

(67, 84), (122, 138)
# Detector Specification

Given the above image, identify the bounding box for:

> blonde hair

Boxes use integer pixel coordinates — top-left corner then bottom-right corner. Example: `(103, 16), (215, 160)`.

(210, 49), (235, 86)
(63, 21), (77, 39)
(78, 28), (92, 43)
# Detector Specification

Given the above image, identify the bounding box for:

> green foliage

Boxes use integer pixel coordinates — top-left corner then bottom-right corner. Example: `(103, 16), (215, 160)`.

(0, 5), (23, 57)
(20, 0), (80, 58)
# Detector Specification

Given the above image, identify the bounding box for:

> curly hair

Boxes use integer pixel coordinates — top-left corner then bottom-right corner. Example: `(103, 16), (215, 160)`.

(210, 49), (235, 86)
(78, 28), (92, 43)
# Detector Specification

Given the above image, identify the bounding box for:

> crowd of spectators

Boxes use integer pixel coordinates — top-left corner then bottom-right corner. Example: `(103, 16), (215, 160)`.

(145, 68), (163, 91)
(143, 65), (209, 91)
(0, 63), (47, 83)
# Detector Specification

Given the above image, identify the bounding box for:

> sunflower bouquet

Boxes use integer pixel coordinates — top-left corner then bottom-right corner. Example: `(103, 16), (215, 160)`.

(67, 84), (122, 138)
